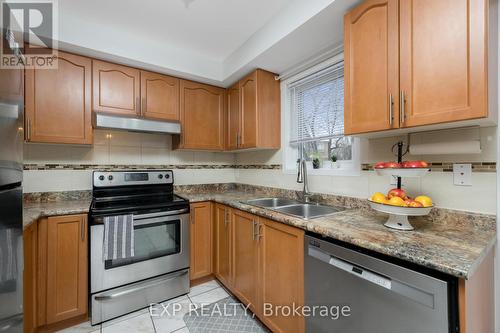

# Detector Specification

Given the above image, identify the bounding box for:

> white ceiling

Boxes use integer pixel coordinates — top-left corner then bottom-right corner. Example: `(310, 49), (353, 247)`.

(60, 0), (291, 62)
(50, 0), (362, 86)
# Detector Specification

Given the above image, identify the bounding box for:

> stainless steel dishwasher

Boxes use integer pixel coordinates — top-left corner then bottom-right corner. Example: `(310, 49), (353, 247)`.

(304, 234), (459, 333)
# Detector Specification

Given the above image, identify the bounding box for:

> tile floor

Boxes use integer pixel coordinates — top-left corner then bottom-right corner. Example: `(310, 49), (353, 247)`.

(57, 280), (265, 333)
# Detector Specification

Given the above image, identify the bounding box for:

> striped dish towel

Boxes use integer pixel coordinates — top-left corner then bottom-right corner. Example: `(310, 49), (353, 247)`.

(103, 215), (135, 261)
(0, 228), (18, 283)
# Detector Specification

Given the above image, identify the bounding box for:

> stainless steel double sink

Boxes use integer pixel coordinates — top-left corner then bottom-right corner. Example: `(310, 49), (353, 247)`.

(242, 198), (345, 219)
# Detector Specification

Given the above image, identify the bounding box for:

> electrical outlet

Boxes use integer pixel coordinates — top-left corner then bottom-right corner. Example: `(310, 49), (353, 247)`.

(453, 164), (472, 186)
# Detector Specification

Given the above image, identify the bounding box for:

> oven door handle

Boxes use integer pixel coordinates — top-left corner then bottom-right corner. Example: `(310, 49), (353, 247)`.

(134, 208), (189, 220)
(94, 270), (188, 301)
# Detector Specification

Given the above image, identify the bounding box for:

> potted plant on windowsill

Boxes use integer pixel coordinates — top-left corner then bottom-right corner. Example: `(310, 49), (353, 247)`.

(331, 155), (339, 168)
(311, 153), (321, 169)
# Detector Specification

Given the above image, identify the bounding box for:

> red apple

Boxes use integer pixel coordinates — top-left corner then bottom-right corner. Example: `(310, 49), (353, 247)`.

(404, 198), (414, 206)
(384, 161), (402, 169)
(374, 162), (388, 169)
(408, 201), (424, 208)
(401, 161), (429, 168)
(387, 188), (408, 200)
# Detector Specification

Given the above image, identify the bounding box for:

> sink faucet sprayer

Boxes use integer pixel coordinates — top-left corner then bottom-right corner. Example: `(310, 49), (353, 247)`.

(297, 144), (311, 203)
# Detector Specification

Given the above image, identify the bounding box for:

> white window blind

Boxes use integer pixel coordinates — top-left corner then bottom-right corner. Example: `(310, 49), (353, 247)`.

(289, 62), (344, 144)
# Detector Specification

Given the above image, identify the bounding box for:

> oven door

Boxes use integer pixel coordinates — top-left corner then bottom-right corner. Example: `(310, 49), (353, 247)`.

(91, 210), (189, 293)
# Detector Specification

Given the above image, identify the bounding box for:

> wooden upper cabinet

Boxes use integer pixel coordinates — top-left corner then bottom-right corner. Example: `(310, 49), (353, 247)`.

(399, 0), (488, 127)
(140, 71), (180, 121)
(174, 80), (225, 150)
(260, 218), (305, 333)
(234, 69), (281, 150)
(345, 0), (490, 135)
(190, 202), (213, 280)
(344, 0), (400, 135)
(227, 83), (240, 150)
(92, 60), (140, 116)
(214, 204), (232, 288)
(45, 215), (88, 324)
(25, 51), (92, 144)
(232, 209), (260, 312)
(240, 71), (258, 148)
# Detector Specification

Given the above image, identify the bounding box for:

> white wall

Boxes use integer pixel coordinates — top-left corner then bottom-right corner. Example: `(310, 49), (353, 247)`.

(236, 127), (497, 215)
(23, 129), (236, 192)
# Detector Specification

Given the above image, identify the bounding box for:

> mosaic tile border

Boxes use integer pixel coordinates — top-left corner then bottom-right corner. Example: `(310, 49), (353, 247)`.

(23, 164), (283, 171)
(361, 162), (496, 173)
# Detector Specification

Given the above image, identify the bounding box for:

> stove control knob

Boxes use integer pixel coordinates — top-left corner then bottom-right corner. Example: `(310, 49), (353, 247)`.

(158, 174), (163, 179)
(108, 175), (114, 181)
(98, 175), (105, 181)
(165, 174), (170, 179)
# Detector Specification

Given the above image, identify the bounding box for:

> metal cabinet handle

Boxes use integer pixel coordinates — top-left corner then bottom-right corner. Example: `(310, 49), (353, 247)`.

(142, 97), (146, 116)
(256, 223), (263, 241)
(252, 220), (256, 240)
(26, 118), (31, 141)
(389, 94), (394, 127)
(81, 219), (85, 241)
(224, 209), (230, 228)
(136, 96), (141, 116)
(400, 91), (406, 125)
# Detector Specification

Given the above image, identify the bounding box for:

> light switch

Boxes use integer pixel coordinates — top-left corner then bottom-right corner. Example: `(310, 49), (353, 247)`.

(453, 164), (472, 186)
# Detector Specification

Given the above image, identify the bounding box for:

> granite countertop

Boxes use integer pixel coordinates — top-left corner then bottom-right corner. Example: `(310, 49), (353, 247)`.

(23, 199), (92, 228)
(177, 190), (497, 280)
(22, 186), (496, 280)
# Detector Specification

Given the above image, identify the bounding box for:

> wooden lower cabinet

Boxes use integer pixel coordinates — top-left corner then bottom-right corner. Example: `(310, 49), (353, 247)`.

(214, 206), (305, 333)
(259, 218), (305, 333)
(190, 202), (213, 281)
(231, 209), (260, 312)
(23, 214), (88, 332)
(23, 222), (38, 333)
(214, 204), (232, 287)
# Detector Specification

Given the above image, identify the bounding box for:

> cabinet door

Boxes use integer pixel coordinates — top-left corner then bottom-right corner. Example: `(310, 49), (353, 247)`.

(140, 71), (180, 121)
(214, 204), (232, 288)
(45, 215), (88, 324)
(25, 51), (92, 144)
(232, 209), (259, 311)
(227, 83), (240, 150)
(23, 222), (38, 333)
(190, 202), (213, 280)
(92, 60), (140, 116)
(399, 0), (488, 127)
(177, 80), (225, 150)
(260, 219), (304, 333)
(344, 0), (400, 134)
(240, 72), (257, 148)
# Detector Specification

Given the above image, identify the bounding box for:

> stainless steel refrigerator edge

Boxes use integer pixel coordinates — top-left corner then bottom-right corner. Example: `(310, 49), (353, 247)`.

(0, 35), (24, 332)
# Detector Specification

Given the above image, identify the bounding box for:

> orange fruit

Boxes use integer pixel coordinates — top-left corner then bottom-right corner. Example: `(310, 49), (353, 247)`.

(388, 196), (406, 207)
(415, 195), (433, 207)
(371, 192), (387, 204)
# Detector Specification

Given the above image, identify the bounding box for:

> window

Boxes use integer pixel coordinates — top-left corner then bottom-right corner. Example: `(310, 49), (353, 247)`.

(283, 55), (360, 175)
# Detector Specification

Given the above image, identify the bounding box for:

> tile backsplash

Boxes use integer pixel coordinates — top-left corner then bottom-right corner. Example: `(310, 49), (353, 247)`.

(23, 127), (498, 214)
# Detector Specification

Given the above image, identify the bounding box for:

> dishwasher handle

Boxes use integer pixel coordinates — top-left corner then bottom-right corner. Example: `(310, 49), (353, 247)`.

(307, 245), (436, 309)
(308, 246), (392, 290)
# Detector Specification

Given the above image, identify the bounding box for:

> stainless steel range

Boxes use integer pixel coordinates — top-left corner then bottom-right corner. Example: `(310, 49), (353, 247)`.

(89, 170), (190, 325)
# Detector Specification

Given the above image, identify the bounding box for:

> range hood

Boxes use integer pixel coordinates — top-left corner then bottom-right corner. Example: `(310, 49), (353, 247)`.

(93, 112), (181, 134)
